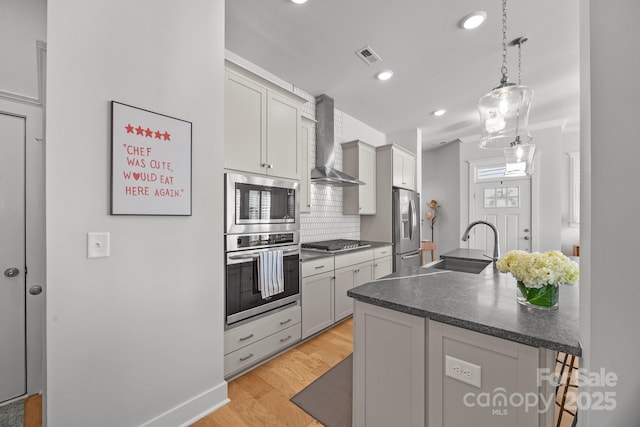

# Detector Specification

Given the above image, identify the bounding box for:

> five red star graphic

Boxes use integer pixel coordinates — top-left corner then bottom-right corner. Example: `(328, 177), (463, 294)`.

(126, 124), (171, 141)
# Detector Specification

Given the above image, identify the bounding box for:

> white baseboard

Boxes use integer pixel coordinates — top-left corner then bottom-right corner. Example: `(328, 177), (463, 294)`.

(139, 381), (229, 427)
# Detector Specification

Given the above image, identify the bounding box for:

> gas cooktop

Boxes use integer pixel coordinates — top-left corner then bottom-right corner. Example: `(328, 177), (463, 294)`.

(302, 239), (371, 253)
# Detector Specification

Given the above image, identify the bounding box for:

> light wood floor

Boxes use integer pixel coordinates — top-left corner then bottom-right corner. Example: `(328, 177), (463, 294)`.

(22, 318), (576, 427)
(20, 319), (352, 427)
(192, 317), (354, 427)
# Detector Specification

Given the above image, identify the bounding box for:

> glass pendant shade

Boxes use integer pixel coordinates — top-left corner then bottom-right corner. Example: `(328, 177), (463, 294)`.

(478, 84), (533, 149)
(504, 143), (536, 176)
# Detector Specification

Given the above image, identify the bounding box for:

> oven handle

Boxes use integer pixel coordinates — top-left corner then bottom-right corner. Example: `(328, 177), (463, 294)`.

(227, 248), (299, 263)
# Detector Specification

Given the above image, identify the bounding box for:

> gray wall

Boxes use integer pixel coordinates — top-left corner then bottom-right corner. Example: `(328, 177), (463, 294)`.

(580, 0), (640, 425)
(421, 141), (461, 259)
(46, 1), (227, 425)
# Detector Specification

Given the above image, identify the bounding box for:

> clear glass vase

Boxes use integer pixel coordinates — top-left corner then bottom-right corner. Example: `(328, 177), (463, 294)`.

(517, 281), (559, 310)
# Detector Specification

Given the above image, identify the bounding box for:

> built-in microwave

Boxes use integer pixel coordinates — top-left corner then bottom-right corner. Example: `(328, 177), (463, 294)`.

(225, 172), (299, 234)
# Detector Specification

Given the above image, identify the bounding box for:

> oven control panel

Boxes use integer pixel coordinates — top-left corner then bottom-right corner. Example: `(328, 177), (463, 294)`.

(226, 231), (299, 252)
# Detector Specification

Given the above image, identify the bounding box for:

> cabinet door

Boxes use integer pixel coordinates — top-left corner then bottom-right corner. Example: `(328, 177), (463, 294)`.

(301, 271), (334, 339)
(354, 261), (373, 286)
(224, 71), (266, 175)
(373, 256), (393, 279)
(353, 301), (426, 427)
(359, 144), (376, 214)
(334, 266), (356, 321)
(266, 91), (300, 180)
(299, 118), (313, 213)
(402, 153), (416, 191)
(392, 149), (404, 188)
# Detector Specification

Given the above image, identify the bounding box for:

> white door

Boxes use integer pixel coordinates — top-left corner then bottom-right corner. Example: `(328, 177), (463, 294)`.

(471, 178), (531, 254)
(0, 112), (26, 403)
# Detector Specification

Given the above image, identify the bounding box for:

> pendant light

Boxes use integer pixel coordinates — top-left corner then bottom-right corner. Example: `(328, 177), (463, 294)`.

(478, 0), (533, 149)
(504, 37), (535, 176)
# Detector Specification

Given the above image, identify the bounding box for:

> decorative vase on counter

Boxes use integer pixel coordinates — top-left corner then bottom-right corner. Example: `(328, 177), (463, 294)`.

(516, 281), (559, 310)
(497, 250), (578, 310)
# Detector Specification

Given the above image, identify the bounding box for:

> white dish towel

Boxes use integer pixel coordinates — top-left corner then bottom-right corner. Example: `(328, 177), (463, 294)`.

(258, 250), (284, 299)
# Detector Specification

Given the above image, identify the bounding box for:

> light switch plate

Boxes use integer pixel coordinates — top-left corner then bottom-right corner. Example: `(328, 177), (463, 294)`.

(445, 355), (481, 388)
(87, 232), (110, 258)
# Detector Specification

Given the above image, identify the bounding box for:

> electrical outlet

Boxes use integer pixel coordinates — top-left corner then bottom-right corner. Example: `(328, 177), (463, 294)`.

(445, 355), (482, 388)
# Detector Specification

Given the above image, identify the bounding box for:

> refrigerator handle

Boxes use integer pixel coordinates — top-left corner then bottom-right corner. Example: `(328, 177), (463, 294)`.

(410, 198), (417, 242)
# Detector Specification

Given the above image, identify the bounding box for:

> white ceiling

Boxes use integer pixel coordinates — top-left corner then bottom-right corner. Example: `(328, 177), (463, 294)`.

(226, 0), (580, 150)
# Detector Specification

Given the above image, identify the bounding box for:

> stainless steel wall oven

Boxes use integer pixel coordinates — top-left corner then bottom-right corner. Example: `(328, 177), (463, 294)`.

(224, 172), (301, 326)
(225, 232), (300, 325)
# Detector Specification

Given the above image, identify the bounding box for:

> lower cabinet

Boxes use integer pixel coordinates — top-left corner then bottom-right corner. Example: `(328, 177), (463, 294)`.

(428, 321), (541, 427)
(334, 261), (373, 321)
(223, 304), (301, 378)
(353, 301), (426, 427)
(301, 270), (334, 338)
(352, 301), (546, 427)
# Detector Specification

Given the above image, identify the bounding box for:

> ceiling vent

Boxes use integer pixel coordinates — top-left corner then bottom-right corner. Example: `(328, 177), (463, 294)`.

(355, 46), (382, 65)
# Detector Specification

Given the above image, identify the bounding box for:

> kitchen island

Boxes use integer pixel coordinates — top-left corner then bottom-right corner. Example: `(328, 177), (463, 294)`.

(347, 249), (580, 427)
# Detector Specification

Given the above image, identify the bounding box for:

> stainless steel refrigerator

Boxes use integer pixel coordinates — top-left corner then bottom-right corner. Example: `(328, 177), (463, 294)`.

(392, 188), (421, 272)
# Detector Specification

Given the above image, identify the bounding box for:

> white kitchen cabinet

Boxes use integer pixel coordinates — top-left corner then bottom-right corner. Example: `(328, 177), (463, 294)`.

(301, 256), (335, 339)
(428, 321), (541, 427)
(353, 301), (426, 427)
(342, 140), (376, 214)
(224, 63), (306, 180)
(301, 270), (334, 339)
(334, 250), (373, 321)
(392, 145), (416, 191)
(299, 117), (314, 213)
(373, 245), (393, 279)
(224, 304), (301, 378)
(361, 144), (417, 243)
(224, 69), (266, 176)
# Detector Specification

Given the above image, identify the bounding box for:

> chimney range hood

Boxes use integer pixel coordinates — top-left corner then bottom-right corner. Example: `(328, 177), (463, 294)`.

(310, 94), (365, 187)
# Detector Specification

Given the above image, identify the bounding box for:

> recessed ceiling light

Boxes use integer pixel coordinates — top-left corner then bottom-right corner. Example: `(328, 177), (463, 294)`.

(291, 0), (308, 4)
(432, 109), (447, 117)
(376, 70), (394, 81)
(460, 11), (487, 30)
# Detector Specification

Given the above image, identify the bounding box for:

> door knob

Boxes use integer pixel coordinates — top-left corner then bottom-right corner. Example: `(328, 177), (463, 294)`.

(4, 267), (19, 278)
(524, 236), (530, 240)
(29, 285), (43, 295)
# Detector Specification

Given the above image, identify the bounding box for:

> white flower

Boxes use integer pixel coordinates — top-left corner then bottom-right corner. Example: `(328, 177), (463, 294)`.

(496, 250), (579, 288)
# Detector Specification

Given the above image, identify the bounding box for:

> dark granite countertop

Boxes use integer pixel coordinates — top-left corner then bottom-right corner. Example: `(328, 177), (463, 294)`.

(300, 241), (392, 262)
(347, 249), (581, 356)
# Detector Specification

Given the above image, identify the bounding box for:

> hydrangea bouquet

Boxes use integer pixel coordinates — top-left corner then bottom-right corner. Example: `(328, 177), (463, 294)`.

(496, 250), (579, 309)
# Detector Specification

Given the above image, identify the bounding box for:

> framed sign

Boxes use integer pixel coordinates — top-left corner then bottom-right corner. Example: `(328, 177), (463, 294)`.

(111, 101), (192, 215)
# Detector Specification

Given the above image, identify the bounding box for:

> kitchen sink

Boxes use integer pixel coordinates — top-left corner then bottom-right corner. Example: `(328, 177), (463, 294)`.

(432, 257), (492, 274)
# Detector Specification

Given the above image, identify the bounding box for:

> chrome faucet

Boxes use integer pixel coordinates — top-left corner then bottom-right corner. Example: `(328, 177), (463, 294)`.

(461, 220), (500, 264)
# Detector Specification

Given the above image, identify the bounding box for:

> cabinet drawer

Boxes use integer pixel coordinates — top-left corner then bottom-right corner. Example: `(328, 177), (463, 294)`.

(224, 323), (301, 378)
(224, 304), (301, 354)
(335, 249), (373, 269)
(373, 245), (392, 259)
(301, 256), (335, 278)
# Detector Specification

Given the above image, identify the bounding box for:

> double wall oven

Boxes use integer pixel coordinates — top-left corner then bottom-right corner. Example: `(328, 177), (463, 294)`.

(224, 173), (301, 326)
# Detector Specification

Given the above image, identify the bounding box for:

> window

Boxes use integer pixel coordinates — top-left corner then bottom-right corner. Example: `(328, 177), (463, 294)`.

(484, 186), (520, 208)
(568, 152), (580, 227)
(477, 165), (507, 181)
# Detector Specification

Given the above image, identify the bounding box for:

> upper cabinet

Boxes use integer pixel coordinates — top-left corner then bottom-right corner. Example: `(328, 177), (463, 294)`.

(224, 62), (307, 180)
(391, 145), (416, 191)
(299, 117), (314, 213)
(342, 140), (376, 215)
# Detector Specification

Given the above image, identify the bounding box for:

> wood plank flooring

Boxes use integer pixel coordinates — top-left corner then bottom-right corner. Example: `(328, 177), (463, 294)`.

(20, 317), (577, 427)
(192, 317), (353, 427)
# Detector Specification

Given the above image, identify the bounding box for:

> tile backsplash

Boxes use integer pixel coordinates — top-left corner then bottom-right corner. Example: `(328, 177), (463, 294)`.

(295, 89), (360, 243)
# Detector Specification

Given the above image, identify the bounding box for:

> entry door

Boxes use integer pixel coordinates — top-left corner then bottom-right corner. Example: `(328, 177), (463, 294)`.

(0, 112), (26, 403)
(471, 178), (531, 254)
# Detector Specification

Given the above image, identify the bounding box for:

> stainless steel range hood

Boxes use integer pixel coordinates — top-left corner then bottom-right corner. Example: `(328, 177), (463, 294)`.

(311, 94), (365, 187)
